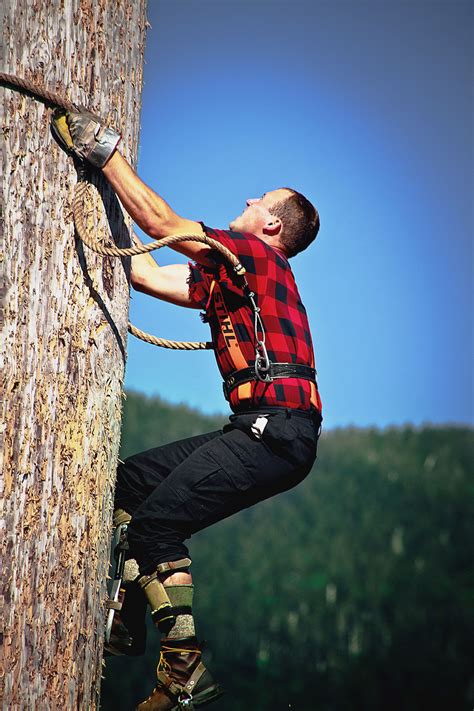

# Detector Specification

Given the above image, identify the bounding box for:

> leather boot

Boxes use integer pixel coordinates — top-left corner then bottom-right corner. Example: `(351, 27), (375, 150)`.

(105, 580), (147, 657)
(136, 636), (223, 710)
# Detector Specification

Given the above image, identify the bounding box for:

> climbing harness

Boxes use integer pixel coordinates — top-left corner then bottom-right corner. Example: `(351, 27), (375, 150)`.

(206, 273), (276, 402)
(209, 275), (319, 404)
(223, 363), (318, 400)
(1, 72), (319, 402)
(0, 72), (245, 350)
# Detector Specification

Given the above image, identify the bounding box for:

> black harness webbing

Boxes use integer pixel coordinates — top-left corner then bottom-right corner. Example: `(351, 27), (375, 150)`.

(223, 362), (317, 401)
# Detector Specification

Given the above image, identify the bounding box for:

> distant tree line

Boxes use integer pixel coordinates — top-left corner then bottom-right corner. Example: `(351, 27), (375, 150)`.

(101, 392), (474, 711)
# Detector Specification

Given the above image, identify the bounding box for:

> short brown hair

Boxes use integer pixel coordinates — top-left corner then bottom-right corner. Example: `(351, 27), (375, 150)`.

(269, 188), (320, 257)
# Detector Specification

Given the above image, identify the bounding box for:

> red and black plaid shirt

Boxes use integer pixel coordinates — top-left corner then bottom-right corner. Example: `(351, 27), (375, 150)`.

(189, 225), (322, 414)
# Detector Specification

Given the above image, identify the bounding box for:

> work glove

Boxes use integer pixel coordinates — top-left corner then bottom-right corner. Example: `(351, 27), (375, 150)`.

(51, 108), (121, 169)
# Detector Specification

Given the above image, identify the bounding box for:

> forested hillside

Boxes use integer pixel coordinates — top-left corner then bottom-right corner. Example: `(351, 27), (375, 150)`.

(102, 392), (474, 711)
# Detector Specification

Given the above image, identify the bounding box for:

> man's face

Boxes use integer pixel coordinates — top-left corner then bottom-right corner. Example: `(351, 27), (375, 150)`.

(229, 188), (290, 234)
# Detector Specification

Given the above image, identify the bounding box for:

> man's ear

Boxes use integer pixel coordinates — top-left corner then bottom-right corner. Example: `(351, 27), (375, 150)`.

(263, 216), (282, 236)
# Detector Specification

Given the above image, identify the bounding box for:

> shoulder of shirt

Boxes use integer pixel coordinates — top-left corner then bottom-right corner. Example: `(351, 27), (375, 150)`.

(200, 223), (290, 264)
(200, 223), (258, 243)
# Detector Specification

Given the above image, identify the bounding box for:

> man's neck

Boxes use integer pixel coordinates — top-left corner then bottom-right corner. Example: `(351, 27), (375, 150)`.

(257, 233), (289, 258)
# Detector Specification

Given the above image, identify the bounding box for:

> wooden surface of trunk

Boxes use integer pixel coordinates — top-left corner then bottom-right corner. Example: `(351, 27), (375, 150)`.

(1, 1), (147, 707)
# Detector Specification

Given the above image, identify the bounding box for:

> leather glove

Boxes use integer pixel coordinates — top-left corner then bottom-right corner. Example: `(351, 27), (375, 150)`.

(51, 108), (121, 168)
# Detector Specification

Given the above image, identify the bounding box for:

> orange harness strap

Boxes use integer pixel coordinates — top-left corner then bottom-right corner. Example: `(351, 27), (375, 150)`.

(308, 352), (319, 409)
(210, 279), (252, 401)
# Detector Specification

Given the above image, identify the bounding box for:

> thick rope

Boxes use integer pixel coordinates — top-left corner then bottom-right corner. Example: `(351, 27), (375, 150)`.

(128, 324), (212, 350)
(1, 72), (244, 350)
(0, 72), (78, 111)
(73, 179), (242, 267)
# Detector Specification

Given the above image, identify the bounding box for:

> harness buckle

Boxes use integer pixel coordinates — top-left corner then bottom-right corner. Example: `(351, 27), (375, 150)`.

(255, 340), (273, 382)
(255, 359), (273, 382)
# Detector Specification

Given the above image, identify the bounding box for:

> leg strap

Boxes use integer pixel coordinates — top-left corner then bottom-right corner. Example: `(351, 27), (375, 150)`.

(182, 661), (207, 696)
(113, 508), (131, 527)
(156, 671), (185, 699)
(156, 661), (207, 708)
(138, 559), (191, 632)
(139, 572), (175, 633)
(157, 557), (192, 575)
(107, 600), (123, 611)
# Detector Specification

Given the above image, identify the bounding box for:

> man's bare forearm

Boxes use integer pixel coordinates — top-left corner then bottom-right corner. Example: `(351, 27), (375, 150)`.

(103, 152), (174, 238)
(131, 232), (159, 282)
(103, 150), (212, 264)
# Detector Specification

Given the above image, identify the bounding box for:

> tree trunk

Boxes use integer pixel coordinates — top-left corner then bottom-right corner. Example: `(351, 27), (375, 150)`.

(1, 1), (147, 708)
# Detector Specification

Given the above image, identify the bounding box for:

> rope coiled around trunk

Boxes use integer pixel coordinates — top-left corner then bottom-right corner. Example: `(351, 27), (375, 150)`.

(1, 72), (244, 350)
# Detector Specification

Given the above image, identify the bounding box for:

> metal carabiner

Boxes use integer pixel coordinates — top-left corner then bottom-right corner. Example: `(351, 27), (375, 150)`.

(247, 280), (274, 383)
(177, 693), (194, 709)
(255, 340), (273, 382)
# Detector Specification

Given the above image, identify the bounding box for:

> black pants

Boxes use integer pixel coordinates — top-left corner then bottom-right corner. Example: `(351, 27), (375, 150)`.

(115, 408), (322, 575)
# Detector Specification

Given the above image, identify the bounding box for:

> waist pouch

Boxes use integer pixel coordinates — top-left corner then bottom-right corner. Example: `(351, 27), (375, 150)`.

(224, 408), (322, 467)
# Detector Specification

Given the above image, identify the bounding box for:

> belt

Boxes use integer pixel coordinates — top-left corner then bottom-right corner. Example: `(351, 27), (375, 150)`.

(223, 362), (317, 400)
(230, 406), (321, 421)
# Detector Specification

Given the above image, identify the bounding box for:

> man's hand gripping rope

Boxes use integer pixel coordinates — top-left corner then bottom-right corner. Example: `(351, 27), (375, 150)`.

(48, 102), (248, 350)
(51, 107), (121, 168)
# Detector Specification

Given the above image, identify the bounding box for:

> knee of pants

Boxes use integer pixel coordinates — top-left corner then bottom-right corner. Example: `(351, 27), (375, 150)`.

(115, 460), (130, 491)
(116, 460), (131, 485)
(114, 460), (141, 512)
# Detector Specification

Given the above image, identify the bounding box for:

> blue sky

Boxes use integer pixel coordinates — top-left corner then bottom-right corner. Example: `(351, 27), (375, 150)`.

(124, 0), (473, 428)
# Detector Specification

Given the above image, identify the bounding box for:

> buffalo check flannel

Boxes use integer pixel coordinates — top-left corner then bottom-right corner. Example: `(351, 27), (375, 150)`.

(188, 225), (322, 413)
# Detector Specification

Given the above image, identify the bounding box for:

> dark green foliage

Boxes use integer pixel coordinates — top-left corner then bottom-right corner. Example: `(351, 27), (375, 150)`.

(118, 390), (227, 459)
(102, 395), (474, 711)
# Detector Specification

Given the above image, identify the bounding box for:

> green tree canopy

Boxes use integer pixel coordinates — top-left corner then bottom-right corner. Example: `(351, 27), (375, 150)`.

(103, 393), (474, 711)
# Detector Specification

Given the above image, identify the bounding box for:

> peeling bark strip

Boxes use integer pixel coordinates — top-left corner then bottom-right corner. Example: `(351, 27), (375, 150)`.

(1, 1), (147, 708)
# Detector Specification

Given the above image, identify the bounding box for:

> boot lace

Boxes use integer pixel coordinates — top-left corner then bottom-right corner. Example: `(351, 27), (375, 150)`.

(157, 644), (202, 674)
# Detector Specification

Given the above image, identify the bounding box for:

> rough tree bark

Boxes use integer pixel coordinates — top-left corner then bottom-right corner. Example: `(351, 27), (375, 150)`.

(1, 1), (148, 708)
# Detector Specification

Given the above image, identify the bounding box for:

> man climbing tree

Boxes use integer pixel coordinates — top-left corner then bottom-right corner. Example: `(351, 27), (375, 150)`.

(52, 109), (323, 710)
